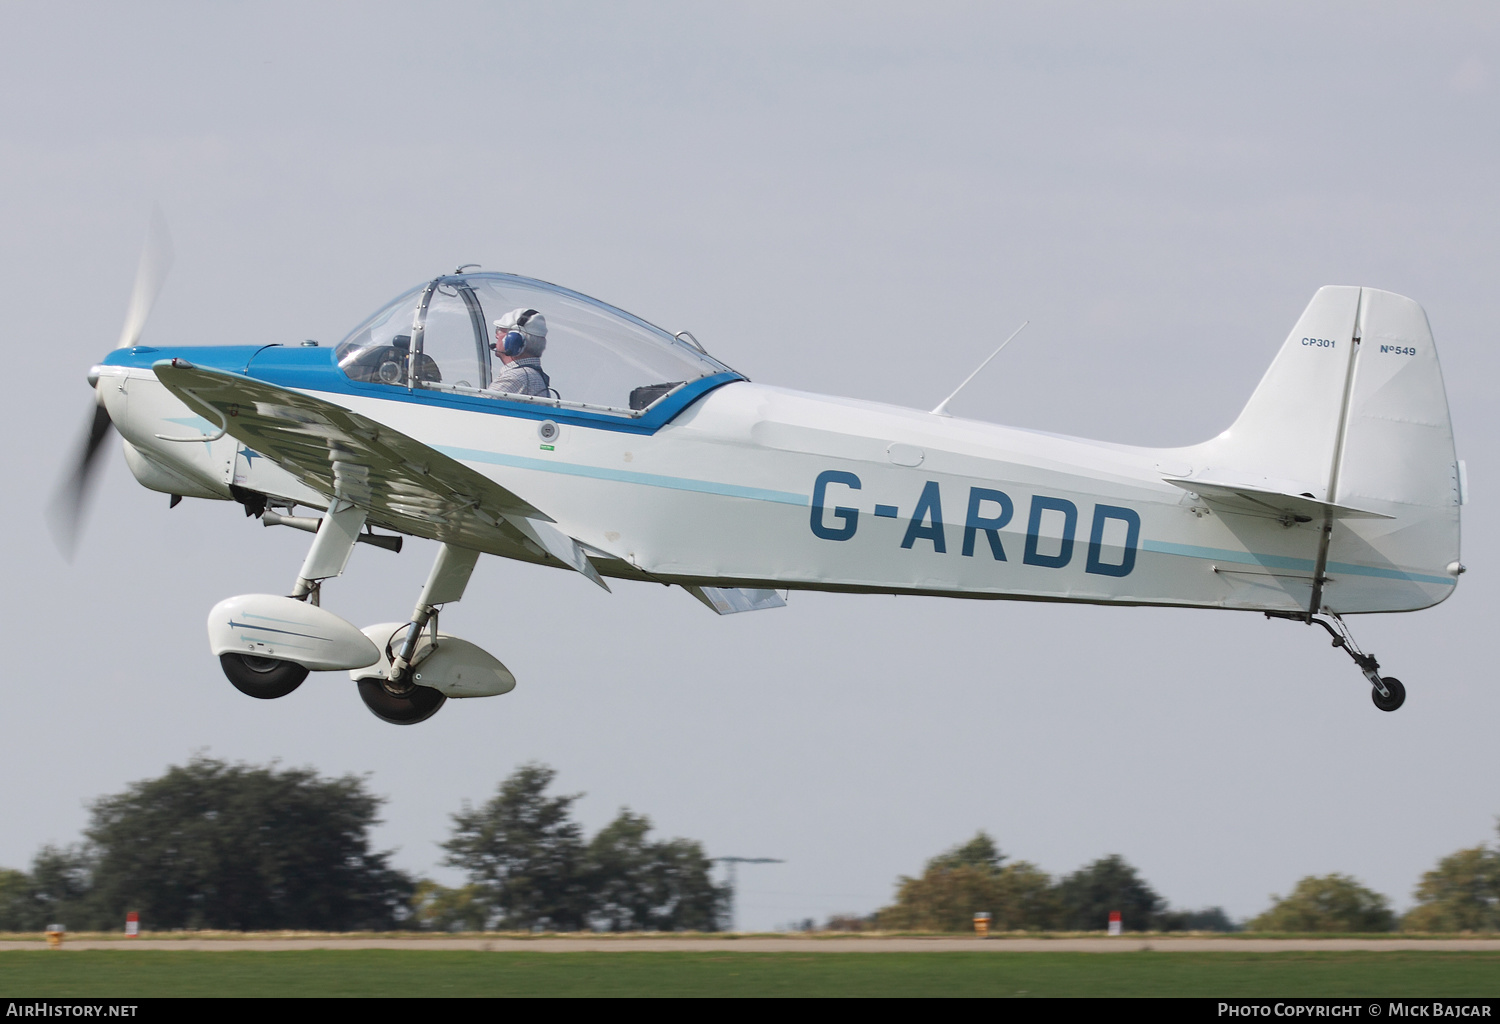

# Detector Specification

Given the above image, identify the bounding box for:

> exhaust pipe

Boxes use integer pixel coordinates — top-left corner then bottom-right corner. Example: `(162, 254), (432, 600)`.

(262, 511), (403, 553)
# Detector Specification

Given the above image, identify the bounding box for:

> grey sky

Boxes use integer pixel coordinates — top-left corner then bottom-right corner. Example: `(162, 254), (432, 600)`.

(3, 2), (1497, 929)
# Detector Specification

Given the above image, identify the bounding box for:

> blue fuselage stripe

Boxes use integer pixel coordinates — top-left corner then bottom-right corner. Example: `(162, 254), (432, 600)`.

(1140, 539), (1316, 571)
(1324, 560), (1458, 587)
(435, 446), (810, 506)
(1140, 540), (1455, 587)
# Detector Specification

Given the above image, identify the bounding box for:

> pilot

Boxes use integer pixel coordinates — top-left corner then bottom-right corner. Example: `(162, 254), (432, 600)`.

(488, 308), (552, 397)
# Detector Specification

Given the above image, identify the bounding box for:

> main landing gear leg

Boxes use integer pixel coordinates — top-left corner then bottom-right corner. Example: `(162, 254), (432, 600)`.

(356, 543), (480, 726)
(386, 543), (481, 694)
(1266, 610), (1406, 712)
(291, 501), (367, 606)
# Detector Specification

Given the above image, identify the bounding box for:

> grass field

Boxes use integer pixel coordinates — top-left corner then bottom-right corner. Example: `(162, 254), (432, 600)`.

(4, 950), (1500, 997)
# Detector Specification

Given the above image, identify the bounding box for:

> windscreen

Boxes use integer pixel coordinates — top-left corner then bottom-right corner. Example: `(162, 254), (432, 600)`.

(334, 284), (425, 387)
(335, 273), (734, 414)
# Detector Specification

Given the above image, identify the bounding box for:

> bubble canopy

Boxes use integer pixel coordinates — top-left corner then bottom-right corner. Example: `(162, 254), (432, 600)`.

(335, 272), (737, 416)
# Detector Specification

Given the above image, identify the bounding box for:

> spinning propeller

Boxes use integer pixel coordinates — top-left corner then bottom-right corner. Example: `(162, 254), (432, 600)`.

(49, 208), (175, 558)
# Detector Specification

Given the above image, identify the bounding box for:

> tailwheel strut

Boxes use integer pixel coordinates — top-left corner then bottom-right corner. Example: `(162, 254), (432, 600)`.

(1266, 610), (1406, 712)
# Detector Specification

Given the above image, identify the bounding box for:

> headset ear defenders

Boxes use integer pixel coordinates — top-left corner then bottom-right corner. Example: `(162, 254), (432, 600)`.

(494, 309), (541, 358)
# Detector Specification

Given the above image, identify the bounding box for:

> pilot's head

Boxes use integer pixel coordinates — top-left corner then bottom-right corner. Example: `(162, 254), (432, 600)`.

(493, 308), (548, 360)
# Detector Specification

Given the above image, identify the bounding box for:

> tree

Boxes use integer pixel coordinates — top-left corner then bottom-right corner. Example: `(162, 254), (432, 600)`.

(1403, 844), (1500, 932)
(22, 846), (95, 930)
(410, 879), (490, 932)
(440, 765), (731, 932)
(1248, 874), (1395, 932)
(989, 861), (1060, 930)
(0, 868), (37, 932)
(1155, 906), (1240, 932)
(83, 756), (413, 931)
(823, 912), (877, 931)
(1054, 854), (1164, 932)
(585, 810), (729, 931)
(928, 833), (1004, 873)
(877, 832), (1058, 932)
(442, 763), (589, 930)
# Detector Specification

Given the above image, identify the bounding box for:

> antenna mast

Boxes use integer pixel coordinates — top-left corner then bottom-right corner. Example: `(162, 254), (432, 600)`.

(931, 320), (1029, 417)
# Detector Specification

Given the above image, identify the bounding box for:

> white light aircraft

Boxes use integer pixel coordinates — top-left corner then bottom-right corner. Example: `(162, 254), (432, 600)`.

(55, 225), (1465, 723)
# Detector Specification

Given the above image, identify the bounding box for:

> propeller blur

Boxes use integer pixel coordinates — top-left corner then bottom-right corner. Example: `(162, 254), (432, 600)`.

(50, 210), (174, 557)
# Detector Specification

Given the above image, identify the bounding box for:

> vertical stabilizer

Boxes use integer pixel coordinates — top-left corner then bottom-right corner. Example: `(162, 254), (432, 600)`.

(1205, 285), (1361, 498)
(1184, 286), (1460, 613)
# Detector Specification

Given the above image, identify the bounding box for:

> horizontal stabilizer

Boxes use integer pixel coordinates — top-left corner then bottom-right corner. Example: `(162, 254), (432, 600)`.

(684, 585), (787, 615)
(1163, 478), (1393, 522)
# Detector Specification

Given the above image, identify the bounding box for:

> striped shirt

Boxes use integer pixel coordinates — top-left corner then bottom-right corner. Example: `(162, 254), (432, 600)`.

(489, 358), (550, 397)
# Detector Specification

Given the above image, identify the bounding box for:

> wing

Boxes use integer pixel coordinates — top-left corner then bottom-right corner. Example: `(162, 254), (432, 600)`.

(153, 359), (609, 590)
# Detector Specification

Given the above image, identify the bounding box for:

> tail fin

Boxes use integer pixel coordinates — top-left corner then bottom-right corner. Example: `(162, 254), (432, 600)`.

(1188, 286), (1461, 611)
(1207, 285), (1362, 499)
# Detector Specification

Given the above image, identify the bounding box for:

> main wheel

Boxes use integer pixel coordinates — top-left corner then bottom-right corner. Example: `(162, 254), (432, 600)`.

(220, 653), (309, 699)
(357, 677), (446, 725)
(1371, 676), (1406, 712)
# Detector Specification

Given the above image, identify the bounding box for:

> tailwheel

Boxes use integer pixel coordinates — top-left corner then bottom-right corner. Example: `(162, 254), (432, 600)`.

(357, 677), (446, 725)
(220, 653), (308, 699)
(1266, 610), (1410, 712)
(1371, 676), (1406, 713)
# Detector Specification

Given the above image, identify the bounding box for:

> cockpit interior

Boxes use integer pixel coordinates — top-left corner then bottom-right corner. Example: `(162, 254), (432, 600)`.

(335, 272), (736, 417)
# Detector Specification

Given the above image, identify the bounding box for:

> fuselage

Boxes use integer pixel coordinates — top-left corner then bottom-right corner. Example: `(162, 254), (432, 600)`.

(96, 340), (1459, 616)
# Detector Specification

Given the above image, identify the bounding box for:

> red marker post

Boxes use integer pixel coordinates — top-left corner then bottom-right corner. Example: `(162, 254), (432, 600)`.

(1107, 910), (1122, 936)
(125, 912), (139, 938)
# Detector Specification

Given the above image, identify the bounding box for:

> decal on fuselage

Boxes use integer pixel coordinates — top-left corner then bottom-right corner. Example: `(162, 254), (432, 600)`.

(808, 470), (1140, 577)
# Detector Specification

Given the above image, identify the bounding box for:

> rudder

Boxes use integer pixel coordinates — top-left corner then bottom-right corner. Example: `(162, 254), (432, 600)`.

(1324, 288), (1461, 611)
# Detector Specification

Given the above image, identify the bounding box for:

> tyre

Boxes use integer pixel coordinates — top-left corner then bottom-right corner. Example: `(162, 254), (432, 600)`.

(1371, 676), (1406, 712)
(220, 653), (309, 699)
(357, 677), (446, 725)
